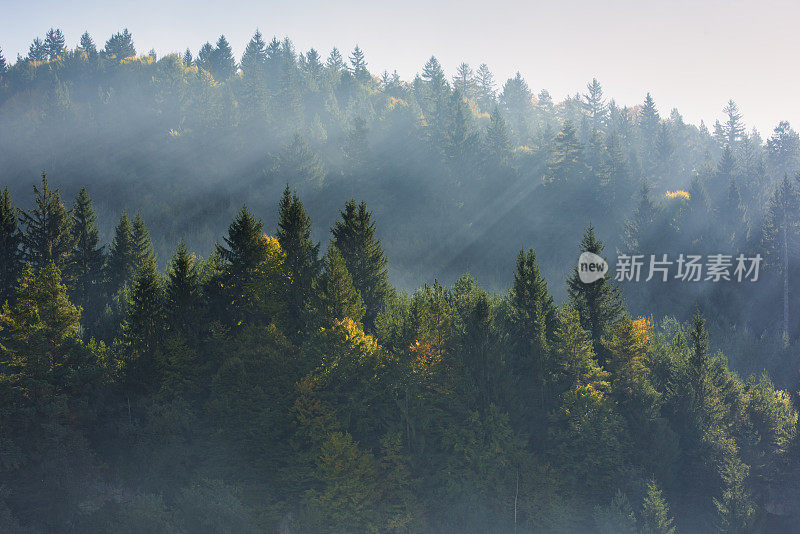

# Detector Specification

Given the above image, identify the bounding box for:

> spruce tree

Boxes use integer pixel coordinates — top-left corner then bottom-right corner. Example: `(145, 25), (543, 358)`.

(105, 211), (136, 293)
(241, 30), (267, 75)
(0, 262), (82, 384)
(639, 92), (660, 148)
(68, 187), (105, 321)
(102, 29), (135, 60)
(79, 32), (97, 58)
(0, 188), (23, 304)
(211, 35), (237, 81)
(165, 240), (202, 337)
(44, 28), (66, 60)
(0, 47), (7, 77)
(309, 246), (365, 328)
(131, 212), (154, 265)
(214, 205), (271, 326)
(640, 479), (676, 534)
(762, 175), (799, 340)
(546, 121), (584, 183)
(484, 106), (511, 162)
(122, 254), (165, 391)
(21, 172), (73, 273)
(277, 186), (321, 338)
(330, 200), (389, 331)
(567, 226), (624, 365)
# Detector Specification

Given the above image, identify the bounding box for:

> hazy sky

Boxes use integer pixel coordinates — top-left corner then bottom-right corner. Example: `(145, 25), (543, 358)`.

(1, 0), (798, 135)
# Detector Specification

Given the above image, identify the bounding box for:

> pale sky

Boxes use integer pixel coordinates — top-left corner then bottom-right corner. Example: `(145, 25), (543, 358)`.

(1, 0), (798, 135)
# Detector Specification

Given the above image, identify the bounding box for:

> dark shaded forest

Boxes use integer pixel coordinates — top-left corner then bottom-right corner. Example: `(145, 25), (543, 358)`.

(2, 28), (800, 533)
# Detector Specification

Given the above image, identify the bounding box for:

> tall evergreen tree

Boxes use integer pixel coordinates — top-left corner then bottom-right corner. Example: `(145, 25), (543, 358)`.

(507, 248), (556, 424)
(0, 188), (23, 304)
(640, 479), (676, 534)
(165, 240), (202, 337)
(348, 45), (369, 82)
(214, 206), (271, 326)
(131, 212), (154, 265)
(567, 226), (624, 365)
(105, 211), (136, 293)
(330, 200), (389, 331)
(241, 30), (267, 75)
(21, 172), (73, 273)
(102, 29), (135, 60)
(309, 246), (365, 328)
(546, 120), (584, 183)
(44, 28), (66, 60)
(68, 187), (104, 318)
(484, 106), (511, 162)
(210, 35), (237, 81)
(277, 186), (321, 338)
(122, 255), (165, 392)
(27, 37), (47, 62)
(762, 175), (799, 341)
(79, 32), (97, 57)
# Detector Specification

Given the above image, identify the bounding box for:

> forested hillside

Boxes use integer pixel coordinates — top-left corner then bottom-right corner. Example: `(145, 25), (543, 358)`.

(2, 28), (800, 533)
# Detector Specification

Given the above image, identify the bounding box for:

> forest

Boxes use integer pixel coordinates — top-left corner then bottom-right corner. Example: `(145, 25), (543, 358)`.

(1, 27), (800, 533)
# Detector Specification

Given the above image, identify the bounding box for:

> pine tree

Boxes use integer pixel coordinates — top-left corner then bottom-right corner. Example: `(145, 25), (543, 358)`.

(309, 246), (365, 328)
(326, 47), (344, 72)
(165, 240), (202, 337)
(197, 42), (214, 72)
(122, 255), (165, 391)
(105, 212), (136, 293)
(762, 176), (799, 341)
(421, 56), (447, 97)
(640, 479), (676, 534)
(44, 28), (66, 60)
(211, 35), (237, 81)
(583, 78), (608, 136)
(766, 121), (800, 178)
(27, 37), (47, 62)
(714, 455), (754, 533)
(182, 48), (192, 66)
(546, 120), (585, 183)
(484, 106), (511, 162)
(21, 172), (73, 273)
(722, 99), (745, 149)
(475, 63), (496, 111)
(131, 212), (154, 265)
(348, 46), (369, 82)
(567, 226), (624, 365)
(453, 63), (475, 100)
(277, 186), (321, 338)
(79, 32), (97, 58)
(507, 248), (556, 423)
(273, 134), (325, 187)
(68, 187), (104, 319)
(500, 72), (534, 142)
(103, 29), (135, 60)
(331, 200), (389, 331)
(688, 309), (710, 405)
(594, 490), (637, 534)
(214, 205), (271, 326)
(639, 92), (660, 158)
(0, 188), (23, 304)
(241, 30), (267, 75)
(0, 47), (7, 77)
(0, 262), (82, 385)
(623, 181), (657, 252)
